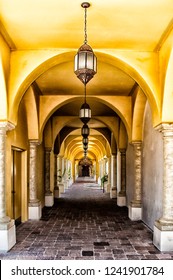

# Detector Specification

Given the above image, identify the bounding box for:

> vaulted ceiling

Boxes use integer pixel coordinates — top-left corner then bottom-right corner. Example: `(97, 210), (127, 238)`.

(1, 0), (172, 159)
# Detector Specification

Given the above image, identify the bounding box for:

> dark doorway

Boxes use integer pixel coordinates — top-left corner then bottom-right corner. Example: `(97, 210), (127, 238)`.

(11, 149), (22, 225)
(82, 165), (90, 176)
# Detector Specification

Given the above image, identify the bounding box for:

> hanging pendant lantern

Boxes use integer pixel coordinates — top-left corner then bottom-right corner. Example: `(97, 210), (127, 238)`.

(83, 145), (88, 151)
(79, 84), (91, 124)
(79, 102), (91, 124)
(83, 137), (88, 146)
(74, 2), (97, 85)
(74, 43), (97, 85)
(81, 123), (90, 138)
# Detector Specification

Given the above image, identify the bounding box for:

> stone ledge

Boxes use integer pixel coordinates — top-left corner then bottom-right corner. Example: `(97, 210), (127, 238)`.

(0, 219), (15, 230)
(155, 220), (173, 231)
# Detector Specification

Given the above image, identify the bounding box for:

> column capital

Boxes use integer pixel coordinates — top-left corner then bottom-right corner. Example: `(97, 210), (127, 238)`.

(155, 123), (173, 136)
(57, 154), (63, 158)
(45, 147), (52, 152)
(29, 139), (41, 146)
(0, 121), (15, 132)
(111, 153), (117, 157)
(119, 148), (126, 154)
(131, 140), (142, 146)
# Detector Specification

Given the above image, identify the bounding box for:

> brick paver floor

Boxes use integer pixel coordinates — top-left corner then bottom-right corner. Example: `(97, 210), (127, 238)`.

(1, 179), (173, 260)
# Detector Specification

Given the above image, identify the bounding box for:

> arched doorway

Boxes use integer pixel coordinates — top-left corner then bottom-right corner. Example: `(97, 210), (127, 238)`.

(78, 157), (93, 177)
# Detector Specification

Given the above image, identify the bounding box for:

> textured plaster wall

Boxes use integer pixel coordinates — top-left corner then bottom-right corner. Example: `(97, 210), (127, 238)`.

(142, 102), (163, 230)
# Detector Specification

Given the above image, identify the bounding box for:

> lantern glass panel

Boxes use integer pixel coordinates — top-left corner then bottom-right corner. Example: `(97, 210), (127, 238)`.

(87, 52), (94, 70)
(79, 52), (86, 69)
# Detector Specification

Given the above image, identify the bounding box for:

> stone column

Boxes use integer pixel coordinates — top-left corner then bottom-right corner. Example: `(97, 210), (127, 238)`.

(44, 147), (54, 207)
(110, 154), (117, 199)
(28, 140), (41, 219)
(98, 160), (102, 185)
(57, 155), (65, 196)
(117, 149), (126, 206)
(105, 157), (111, 193)
(129, 141), (142, 220)
(0, 122), (16, 251)
(62, 158), (67, 189)
(153, 124), (173, 251)
(54, 154), (59, 198)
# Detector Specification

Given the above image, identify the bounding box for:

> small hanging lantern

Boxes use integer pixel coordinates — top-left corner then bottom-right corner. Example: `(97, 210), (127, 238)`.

(83, 137), (88, 146)
(79, 84), (91, 124)
(81, 124), (90, 138)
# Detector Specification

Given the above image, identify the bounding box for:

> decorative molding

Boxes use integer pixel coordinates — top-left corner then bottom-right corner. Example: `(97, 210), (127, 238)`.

(0, 121), (15, 131)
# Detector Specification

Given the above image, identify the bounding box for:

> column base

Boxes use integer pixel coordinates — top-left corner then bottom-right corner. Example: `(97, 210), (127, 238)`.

(0, 219), (16, 251)
(29, 201), (42, 220)
(63, 180), (69, 190)
(117, 195), (126, 206)
(110, 187), (117, 199)
(129, 205), (142, 221)
(58, 183), (65, 196)
(153, 221), (173, 251)
(54, 186), (59, 199)
(104, 183), (111, 193)
(45, 193), (54, 207)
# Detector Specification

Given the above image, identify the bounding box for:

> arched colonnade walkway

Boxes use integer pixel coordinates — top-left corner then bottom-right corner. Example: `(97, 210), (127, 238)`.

(1, 1), (173, 255)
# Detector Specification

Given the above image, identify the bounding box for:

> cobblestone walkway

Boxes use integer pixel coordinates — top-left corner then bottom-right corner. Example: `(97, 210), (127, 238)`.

(1, 179), (173, 260)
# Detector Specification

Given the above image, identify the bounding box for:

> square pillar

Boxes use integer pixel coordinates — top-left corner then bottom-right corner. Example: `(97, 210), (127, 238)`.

(129, 203), (142, 220)
(28, 202), (42, 220)
(153, 222), (173, 251)
(0, 122), (16, 251)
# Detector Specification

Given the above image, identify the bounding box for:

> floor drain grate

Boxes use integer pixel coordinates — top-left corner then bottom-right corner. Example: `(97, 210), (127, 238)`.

(94, 242), (110, 246)
(82, 251), (93, 256)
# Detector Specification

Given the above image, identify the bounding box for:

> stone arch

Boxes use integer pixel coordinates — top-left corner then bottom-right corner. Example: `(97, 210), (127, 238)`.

(132, 86), (147, 141)
(162, 48), (173, 122)
(40, 96), (131, 141)
(9, 51), (159, 130)
(22, 85), (39, 140)
(0, 56), (8, 120)
(55, 127), (110, 161)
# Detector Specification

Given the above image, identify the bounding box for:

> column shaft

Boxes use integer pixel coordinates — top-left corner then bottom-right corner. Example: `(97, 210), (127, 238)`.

(0, 122), (15, 222)
(57, 155), (62, 182)
(0, 122), (16, 251)
(132, 142), (142, 206)
(44, 148), (52, 194)
(153, 124), (173, 251)
(158, 124), (173, 225)
(110, 154), (117, 198)
(29, 141), (40, 203)
(54, 154), (58, 188)
(119, 149), (126, 196)
(129, 142), (142, 220)
(111, 154), (117, 188)
(0, 127), (7, 220)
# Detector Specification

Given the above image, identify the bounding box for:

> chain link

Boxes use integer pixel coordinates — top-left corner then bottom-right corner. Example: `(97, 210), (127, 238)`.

(84, 7), (87, 44)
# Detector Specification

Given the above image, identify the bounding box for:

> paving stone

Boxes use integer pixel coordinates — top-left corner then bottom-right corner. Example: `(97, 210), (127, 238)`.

(1, 179), (173, 260)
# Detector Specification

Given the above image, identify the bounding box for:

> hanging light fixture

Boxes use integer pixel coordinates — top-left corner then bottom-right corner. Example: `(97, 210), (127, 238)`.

(74, 2), (97, 85)
(81, 123), (90, 138)
(79, 84), (91, 124)
(83, 137), (88, 146)
(83, 145), (88, 152)
(84, 151), (87, 157)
